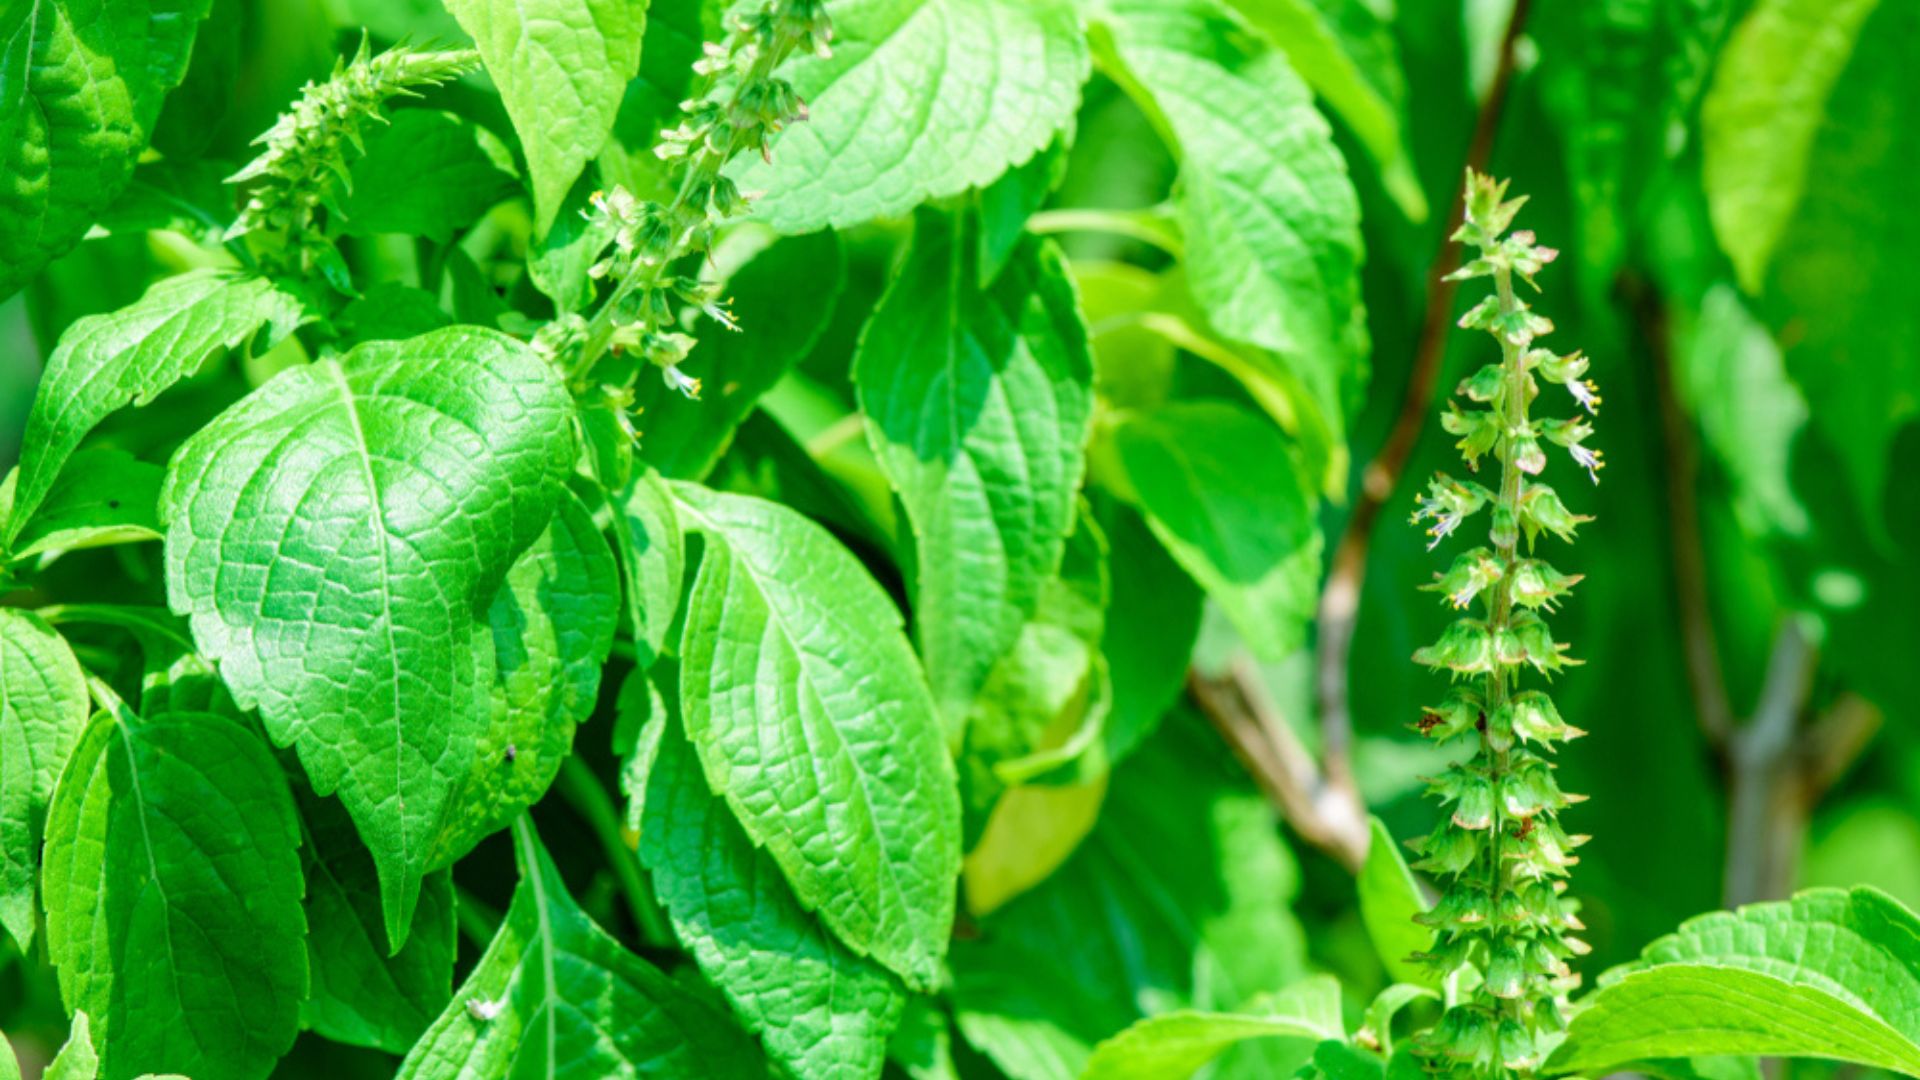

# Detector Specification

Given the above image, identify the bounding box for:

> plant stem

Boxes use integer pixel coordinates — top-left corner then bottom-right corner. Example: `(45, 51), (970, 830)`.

(555, 756), (675, 946)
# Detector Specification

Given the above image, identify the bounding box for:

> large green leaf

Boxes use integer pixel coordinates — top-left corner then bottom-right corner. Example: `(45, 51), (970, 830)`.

(671, 484), (962, 990)
(428, 489), (620, 865)
(637, 706), (907, 1080)
(1702, 0), (1879, 294)
(1358, 817), (1436, 988)
(335, 110), (519, 243)
(1080, 976), (1344, 1080)
(732, 0), (1089, 233)
(1549, 887), (1920, 1075)
(398, 817), (763, 1078)
(1758, 0), (1919, 520)
(43, 705), (306, 1080)
(298, 782), (457, 1055)
(0, 608), (90, 950)
(953, 718), (1308, 1080)
(160, 326), (574, 948)
(1102, 401), (1318, 661)
(447, 0), (644, 234)
(1089, 0), (1366, 398)
(1219, 0), (1424, 221)
(0, 0), (210, 299)
(6, 270), (305, 548)
(856, 207), (1094, 731)
(634, 230), (845, 480)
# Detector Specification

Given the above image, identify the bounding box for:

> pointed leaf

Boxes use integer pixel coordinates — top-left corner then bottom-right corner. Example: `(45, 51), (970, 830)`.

(396, 818), (763, 1079)
(429, 489), (620, 865)
(160, 326), (574, 947)
(0, 608), (90, 951)
(671, 484), (962, 990)
(44, 1011), (99, 1080)
(7, 270), (305, 547)
(1550, 888), (1920, 1076)
(1080, 976), (1344, 1080)
(611, 468), (685, 669)
(298, 782), (456, 1055)
(43, 706), (306, 1080)
(733, 0), (1090, 233)
(639, 710), (908, 1080)
(1103, 401), (1319, 660)
(447, 0), (644, 233)
(335, 110), (519, 243)
(857, 208), (1093, 731)
(1090, 0), (1367, 392)
(1359, 817), (1437, 988)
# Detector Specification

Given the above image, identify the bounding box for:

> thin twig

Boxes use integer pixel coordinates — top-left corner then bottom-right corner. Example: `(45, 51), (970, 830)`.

(1637, 278), (1737, 746)
(1314, 0), (1536, 772)
(1189, 662), (1369, 872)
(1723, 621), (1818, 905)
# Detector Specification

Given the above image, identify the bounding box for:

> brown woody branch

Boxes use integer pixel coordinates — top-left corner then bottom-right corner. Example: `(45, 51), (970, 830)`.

(1189, 662), (1369, 873)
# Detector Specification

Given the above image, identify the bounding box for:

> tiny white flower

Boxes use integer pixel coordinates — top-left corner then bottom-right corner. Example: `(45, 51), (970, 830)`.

(662, 364), (703, 400)
(1567, 378), (1601, 414)
(1569, 444), (1604, 484)
(466, 996), (503, 1022)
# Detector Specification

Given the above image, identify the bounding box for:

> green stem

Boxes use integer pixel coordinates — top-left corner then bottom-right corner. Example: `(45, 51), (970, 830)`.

(555, 756), (675, 947)
(569, 26), (800, 387)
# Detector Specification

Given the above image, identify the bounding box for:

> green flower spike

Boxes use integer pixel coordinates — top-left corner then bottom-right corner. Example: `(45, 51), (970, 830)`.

(1409, 170), (1599, 1079)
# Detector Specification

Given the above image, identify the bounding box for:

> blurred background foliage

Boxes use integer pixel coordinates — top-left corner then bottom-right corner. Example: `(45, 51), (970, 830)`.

(0, 0), (1915, 1076)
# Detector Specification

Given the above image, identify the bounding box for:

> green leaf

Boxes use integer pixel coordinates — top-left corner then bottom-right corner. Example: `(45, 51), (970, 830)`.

(1080, 975), (1344, 1080)
(856, 207), (1094, 731)
(298, 782), (456, 1055)
(336, 110), (519, 243)
(638, 706), (908, 1080)
(1358, 816), (1436, 988)
(1102, 401), (1319, 660)
(1702, 0), (1879, 294)
(447, 0), (644, 234)
(396, 817), (763, 1079)
(1676, 284), (1809, 538)
(1089, 0), (1367, 396)
(636, 230), (845, 480)
(671, 483), (962, 990)
(8, 448), (163, 561)
(1218, 0), (1425, 221)
(1548, 887), (1920, 1076)
(428, 489), (619, 865)
(0, 0), (210, 299)
(336, 284), (454, 345)
(953, 719), (1308, 1079)
(732, 0), (1090, 233)
(611, 468), (685, 669)
(43, 704), (307, 1080)
(160, 326), (574, 948)
(1757, 0), (1918, 521)
(44, 1011), (99, 1080)
(1096, 500), (1201, 765)
(7, 270), (306, 549)
(0, 607), (90, 951)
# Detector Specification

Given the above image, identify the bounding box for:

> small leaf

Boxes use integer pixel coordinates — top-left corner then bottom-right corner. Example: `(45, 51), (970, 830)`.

(7, 448), (163, 560)
(1359, 817), (1438, 988)
(1548, 887), (1920, 1076)
(447, 0), (644, 233)
(43, 705), (307, 1080)
(733, 0), (1090, 233)
(335, 110), (519, 243)
(1079, 976), (1345, 1080)
(1102, 401), (1319, 660)
(396, 817), (763, 1079)
(0, 608), (90, 951)
(611, 468), (685, 669)
(639, 709), (907, 1080)
(299, 782), (456, 1055)
(856, 207), (1094, 734)
(44, 1011), (99, 1080)
(161, 326), (574, 948)
(8, 270), (305, 547)
(672, 483), (962, 990)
